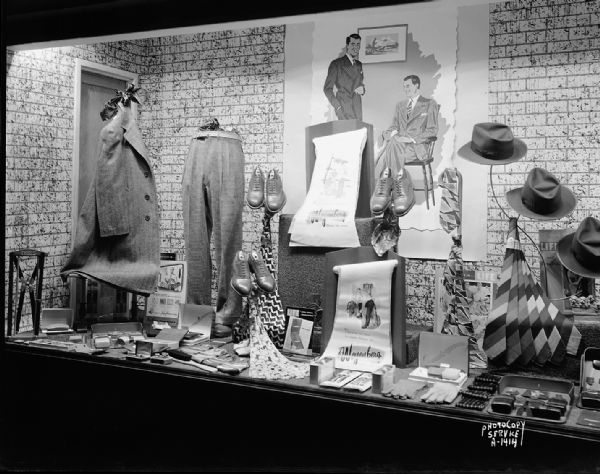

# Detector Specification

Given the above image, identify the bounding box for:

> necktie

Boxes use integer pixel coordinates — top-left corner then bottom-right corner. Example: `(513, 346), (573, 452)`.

(406, 99), (413, 119)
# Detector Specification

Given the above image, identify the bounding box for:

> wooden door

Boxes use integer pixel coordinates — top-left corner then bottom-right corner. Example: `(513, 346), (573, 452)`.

(71, 66), (136, 326)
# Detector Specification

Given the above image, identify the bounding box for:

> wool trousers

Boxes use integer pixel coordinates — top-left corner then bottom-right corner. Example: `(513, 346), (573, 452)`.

(182, 134), (244, 325)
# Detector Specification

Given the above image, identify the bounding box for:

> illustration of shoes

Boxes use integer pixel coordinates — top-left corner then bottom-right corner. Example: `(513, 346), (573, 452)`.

(392, 169), (415, 217)
(246, 166), (265, 209)
(248, 250), (276, 293)
(370, 167), (393, 214)
(265, 169), (287, 213)
(230, 251), (252, 296)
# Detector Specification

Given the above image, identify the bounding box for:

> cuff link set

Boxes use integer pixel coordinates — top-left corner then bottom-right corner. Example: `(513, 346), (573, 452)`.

(456, 373), (501, 411)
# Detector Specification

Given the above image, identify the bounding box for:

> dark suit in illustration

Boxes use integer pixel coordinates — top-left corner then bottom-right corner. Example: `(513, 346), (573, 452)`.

(378, 95), (439, 176)
(323, 55), (365, 120)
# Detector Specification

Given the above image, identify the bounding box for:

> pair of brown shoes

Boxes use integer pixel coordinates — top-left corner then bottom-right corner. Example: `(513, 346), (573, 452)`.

(231, 250), (276, 296)
(370, 168), (415, 217)
(247, 167), (286, 213)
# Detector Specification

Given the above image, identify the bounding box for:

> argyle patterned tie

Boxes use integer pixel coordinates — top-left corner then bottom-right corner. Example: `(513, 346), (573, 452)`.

(483, 217), (582, 367)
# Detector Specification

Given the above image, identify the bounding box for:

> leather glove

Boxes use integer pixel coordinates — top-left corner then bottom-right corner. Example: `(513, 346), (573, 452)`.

(421, 382), (459, 404)
(383, 379), (427, 400)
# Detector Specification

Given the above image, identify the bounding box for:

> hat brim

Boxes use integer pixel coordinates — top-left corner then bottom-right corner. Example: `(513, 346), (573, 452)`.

(556, 233), (600, 279)
(505, 185), (577, 221)
(457, 138), (527, 166)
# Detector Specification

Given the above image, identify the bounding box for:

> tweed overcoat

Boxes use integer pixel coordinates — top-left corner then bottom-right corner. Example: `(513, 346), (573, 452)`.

(61, 103), (160, 295)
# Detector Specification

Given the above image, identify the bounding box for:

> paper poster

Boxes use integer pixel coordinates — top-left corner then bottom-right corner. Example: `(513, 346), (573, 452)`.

(289, 128), (366, 247)
(321, 260), (396, 372)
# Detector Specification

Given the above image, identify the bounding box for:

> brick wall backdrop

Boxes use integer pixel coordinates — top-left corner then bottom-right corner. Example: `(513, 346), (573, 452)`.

(402, 0), (600, 326)
(486, 0), (600, 288)
(139, 25), (285, 271)
(5, 26), (285, 330)
(5, 42), (149, 330)
(5, 1), (599, 330)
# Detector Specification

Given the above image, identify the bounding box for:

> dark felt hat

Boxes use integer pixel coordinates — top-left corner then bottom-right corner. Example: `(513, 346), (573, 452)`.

(458, 122), (527, 165)
(505, 167), (576, 221)
(557, 217), (600, 279)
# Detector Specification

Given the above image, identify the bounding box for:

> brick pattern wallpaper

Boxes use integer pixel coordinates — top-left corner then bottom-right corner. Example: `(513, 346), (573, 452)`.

(487, 0), (600, 287)
(5, 27), (285, 331)
(5, 1), (599, 331)
(5, 42), (149, 330)
(401, 0), (600, 326)
(138, 26), (285, 269)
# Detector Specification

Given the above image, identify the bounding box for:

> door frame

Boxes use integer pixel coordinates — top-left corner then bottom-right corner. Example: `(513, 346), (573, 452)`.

(70, 59), (138, 313)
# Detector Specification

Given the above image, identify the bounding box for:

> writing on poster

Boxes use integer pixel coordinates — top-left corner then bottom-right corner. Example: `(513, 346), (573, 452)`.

(337, 344), (385, 366)
(481, 420), (525, 448)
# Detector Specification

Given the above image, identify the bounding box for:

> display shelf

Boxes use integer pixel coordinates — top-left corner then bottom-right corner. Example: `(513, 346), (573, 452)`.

(4, 341), (600, 443)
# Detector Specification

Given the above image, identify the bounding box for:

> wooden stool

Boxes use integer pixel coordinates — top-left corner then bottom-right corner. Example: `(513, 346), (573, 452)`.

(405, 137), (437, 210)
(7, 249), (47, 336)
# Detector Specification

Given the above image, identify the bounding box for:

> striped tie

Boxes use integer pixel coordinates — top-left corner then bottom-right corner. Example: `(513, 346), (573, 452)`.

(407, 98), (413, 119)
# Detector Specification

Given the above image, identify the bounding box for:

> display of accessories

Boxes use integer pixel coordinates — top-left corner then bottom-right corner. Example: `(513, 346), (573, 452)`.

(382, 379), (427, 400)
(455, 373), (501, 411)
(245, 166), (287, 213)
(231, 250), (276, 295)
(483, 217), (582, 366)
(488, 374), (573, 423)
(420, 382), (460, 404)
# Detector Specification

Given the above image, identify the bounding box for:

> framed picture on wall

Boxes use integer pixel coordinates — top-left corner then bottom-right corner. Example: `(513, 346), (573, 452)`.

(358, 24), (408, 64)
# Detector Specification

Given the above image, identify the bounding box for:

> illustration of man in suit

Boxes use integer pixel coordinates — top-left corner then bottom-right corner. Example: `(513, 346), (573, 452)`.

(323, 33), (365, 120)
(377, 75), (439, 215)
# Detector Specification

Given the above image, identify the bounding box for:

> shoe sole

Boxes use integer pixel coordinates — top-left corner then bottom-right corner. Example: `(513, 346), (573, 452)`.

(393, 198), (415, 217)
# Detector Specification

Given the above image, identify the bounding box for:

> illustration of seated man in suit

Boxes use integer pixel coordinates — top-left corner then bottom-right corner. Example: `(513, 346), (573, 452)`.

(323, 33), (366, 120)
(376, 74), (439, 216)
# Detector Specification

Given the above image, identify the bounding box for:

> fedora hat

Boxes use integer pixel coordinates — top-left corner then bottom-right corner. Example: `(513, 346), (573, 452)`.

(557, 217), (600, 279)
(458, 122), (527, 165)
(505, 167), (576, 221)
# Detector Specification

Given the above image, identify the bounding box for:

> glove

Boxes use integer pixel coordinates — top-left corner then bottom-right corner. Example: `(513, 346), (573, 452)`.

(383, 379), (427, 400)
(421, 382), (459, 404)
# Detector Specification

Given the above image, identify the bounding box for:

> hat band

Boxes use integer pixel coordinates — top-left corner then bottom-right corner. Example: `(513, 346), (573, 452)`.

(470, 140), (514, 160)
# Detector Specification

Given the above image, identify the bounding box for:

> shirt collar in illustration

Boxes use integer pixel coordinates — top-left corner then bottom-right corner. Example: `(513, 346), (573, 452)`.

(409, 95), (420, 107)
(346, 53), (356, 65)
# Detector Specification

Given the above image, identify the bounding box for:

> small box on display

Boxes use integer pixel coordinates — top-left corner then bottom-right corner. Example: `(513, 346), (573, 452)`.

(372, 364), (395, 394)
(408, 332), (469, 388)
(489, 374), (574, 424)
(309, 357), (336, 385)
(579, 347), (600, 411)
(40, 308), (74, 334)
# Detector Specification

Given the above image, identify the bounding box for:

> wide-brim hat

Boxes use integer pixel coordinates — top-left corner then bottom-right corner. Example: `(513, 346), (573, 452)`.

(557, 216), (600, 279)
(506, 167), (576, 221)
(458, 122), (527, 165)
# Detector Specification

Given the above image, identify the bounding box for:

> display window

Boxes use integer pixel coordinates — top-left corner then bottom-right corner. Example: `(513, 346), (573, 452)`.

(3, 0), (600, 470)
